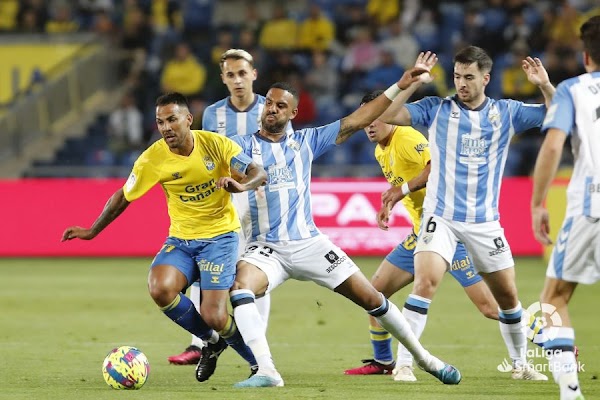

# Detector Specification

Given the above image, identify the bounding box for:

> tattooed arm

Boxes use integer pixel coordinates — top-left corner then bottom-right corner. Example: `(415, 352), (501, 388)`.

(61, 188), (130, 241)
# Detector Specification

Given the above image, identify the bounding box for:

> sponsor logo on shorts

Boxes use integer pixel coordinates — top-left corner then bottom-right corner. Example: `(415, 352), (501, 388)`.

(489, 236), (508, 256)
(324, 250), (347, 274)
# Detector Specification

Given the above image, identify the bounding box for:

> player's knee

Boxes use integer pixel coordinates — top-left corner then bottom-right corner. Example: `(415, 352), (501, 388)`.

(147, 282), (178, 307)
(412, 277), (438, 298)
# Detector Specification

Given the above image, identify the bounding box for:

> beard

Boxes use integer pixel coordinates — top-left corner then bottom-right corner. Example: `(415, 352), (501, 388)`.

(262, 117), (287, 134)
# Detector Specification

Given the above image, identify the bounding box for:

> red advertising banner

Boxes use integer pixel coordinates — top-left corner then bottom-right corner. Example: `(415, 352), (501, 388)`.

(0, 178), (542, 257)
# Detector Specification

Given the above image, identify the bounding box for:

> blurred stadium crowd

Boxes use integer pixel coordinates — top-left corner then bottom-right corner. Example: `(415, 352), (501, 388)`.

(2, 0), (598, 177)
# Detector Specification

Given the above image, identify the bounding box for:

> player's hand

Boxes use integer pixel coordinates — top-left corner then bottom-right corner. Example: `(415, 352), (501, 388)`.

(531, 205), (553, 246)
(413, 51), (437, 84)
(216, 177), (245, 193)
(522, 56), (550, 87)
(397, 67), (432, 90)
(377, 205), (391, 231)
(381, 186), (405, 210)
(61, 226), (95, 241)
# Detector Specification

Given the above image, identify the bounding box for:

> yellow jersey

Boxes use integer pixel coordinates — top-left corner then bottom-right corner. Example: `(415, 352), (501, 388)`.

(374, 126), (430, 234)
(123, 130), (242, 239)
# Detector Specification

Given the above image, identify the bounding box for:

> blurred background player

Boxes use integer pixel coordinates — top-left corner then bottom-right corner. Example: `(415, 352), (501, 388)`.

(379, 46), (554, 380)
(168, 49), (292, 367)
(62, 92), (266, 383)
(531, 15), (600, 400)
(344, 86), (498, 381)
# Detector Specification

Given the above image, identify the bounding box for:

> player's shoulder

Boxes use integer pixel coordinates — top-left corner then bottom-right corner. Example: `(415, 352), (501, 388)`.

(205, 97), (229, 112)
(193, 129), (232, 143)
(556, 73), (588, 93)
(134, 138), (166, 166)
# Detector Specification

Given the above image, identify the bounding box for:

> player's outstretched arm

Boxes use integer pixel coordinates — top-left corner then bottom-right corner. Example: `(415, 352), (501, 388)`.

(61, 188), (130, 241)
(522, 56), (555, 107)
(217, 161), (267, 193)
(381, 162), (431, 210)
(380, 51), (437, 126)
(531, 128), (567, 245)
(335, 67), (430, 145)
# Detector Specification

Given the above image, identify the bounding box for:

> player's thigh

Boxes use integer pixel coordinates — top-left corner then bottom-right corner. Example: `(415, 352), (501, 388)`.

(194, 232), (239, 291)
(415, 213), (458, 264)
(289, 236), (360, 290)
(150, 237), (198, 290)
(547, 215), (600, 284)
(239, 241), (290, 294)
(455, 220), (514, 274)
(448, 242), (484, 288)
(375, 236), (417, 296)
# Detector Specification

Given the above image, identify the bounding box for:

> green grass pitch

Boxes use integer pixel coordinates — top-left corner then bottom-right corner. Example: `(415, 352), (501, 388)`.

(0, 257), (598, 399)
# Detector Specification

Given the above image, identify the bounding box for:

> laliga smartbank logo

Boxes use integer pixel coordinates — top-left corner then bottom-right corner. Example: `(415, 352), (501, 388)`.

(496, 302), (584, 373)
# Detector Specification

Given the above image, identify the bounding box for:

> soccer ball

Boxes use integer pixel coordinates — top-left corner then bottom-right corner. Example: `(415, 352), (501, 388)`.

(102, 346), (150, 390)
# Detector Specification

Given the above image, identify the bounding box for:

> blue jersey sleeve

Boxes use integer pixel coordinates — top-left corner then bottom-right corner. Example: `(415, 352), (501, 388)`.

(508, 100), (546, 133)
(302, 120), (341, 159)
(202, 106), (216, 131)
(230, 151), (253, 174)
(405, 96), (443, 127)
(542, 81), (575, 136)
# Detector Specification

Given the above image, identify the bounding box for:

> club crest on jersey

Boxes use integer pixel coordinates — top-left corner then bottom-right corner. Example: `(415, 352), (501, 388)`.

(203, 155), (215, 170)
(287, 139), (300, 151)
(488, 107), (501, 128)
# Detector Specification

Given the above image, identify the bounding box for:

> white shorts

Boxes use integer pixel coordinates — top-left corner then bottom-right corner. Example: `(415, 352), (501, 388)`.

(239, 235), (360, 293)
(415, 213), (514, 274)
(547, 215), (600, 284)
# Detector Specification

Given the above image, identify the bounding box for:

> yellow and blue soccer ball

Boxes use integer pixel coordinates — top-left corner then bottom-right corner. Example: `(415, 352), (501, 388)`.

(102, 346), (150, 390)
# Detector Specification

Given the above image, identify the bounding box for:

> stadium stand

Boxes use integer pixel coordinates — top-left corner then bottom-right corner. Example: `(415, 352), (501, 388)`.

(2, 0), (597, 179)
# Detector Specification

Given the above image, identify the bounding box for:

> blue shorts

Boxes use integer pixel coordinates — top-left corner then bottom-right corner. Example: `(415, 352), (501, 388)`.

(151, 232), (239, 290)
(385, 233), (482, 288)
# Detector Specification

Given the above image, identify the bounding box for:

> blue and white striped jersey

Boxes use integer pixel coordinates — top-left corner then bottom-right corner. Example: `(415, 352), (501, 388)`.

(231, 120), (341, 242)
(202, 95), (265, 137)
(203, 94), (295, 239)
(543, 71), (600, 218)
(406, 95), (546, 223)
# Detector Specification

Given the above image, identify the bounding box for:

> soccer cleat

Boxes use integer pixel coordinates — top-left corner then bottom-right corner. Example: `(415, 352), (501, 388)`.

(167, 345), (202, 365)
(511, 364), (548, 380)
(392, 365), (417, 382)
(426, 364), (462, 384)
(344, 359), (395, 375)
(234, 374), (284, 388)
(249, 365), (259, 378)
(195, 337), (228, 382)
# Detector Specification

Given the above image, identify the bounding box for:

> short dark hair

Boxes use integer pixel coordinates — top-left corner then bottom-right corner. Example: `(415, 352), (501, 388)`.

(360, 90), (384, 106)
(580, 15), (600, 67)
(270, 82), (299, 103)
(155, 92), (190, 109)
(454, 46), (493, 74)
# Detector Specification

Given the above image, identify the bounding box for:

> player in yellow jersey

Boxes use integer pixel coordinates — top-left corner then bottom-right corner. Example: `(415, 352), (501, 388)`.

(344, 90), (501, 381)
(61, 92), (267, 383)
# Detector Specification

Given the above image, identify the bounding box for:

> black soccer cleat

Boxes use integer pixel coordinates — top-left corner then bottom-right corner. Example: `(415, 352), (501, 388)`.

(195, 337), (228, 382)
